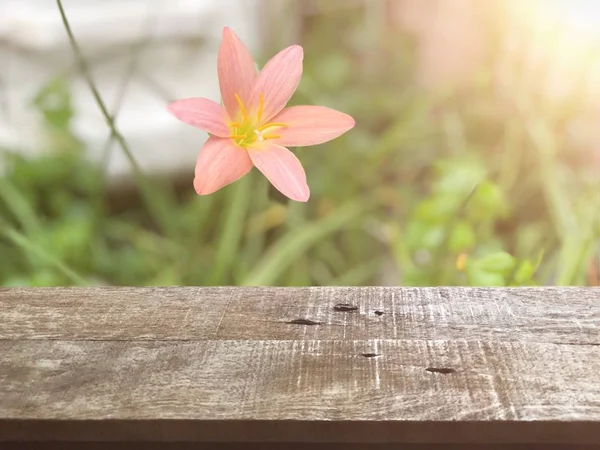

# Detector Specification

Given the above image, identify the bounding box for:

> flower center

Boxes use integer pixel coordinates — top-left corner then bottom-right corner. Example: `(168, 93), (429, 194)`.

(229, 93), (287, 148)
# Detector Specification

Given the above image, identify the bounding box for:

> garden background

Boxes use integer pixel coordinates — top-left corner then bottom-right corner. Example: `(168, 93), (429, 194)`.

(1, 0), (598, 287)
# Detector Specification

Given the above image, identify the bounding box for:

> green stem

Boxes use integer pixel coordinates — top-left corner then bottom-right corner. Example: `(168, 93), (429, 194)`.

(238, 174), (269, 280)
(56, 0), (176, 238)
(207, 176), (252, 285)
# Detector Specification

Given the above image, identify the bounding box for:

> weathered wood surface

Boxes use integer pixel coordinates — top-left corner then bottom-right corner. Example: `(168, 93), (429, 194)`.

(0, 287), (599, 445)
(2, 286), (598, 343)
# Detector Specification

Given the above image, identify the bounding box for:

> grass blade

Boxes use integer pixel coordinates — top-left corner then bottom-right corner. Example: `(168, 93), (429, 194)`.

(0, 222), (88, 285)
(243, 201), (366, 286)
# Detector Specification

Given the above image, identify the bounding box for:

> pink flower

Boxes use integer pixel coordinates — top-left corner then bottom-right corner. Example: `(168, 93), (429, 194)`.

(168, 27), (355, 202)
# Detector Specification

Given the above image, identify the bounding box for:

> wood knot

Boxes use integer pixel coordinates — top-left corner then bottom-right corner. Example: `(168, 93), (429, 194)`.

(287, 318), (320, 326)
(333, 303), (359, 312)
(426, 367), (456, 374)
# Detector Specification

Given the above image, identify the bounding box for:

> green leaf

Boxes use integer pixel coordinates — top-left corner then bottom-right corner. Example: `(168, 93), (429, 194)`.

(414, 195), (463, 224)
(466, 266), (506, 286)
(405, 221), (445, 250)
(31, 77), (74, 132)
(513, 250), (544, 285)
(433, 156), (487, 196)
(448, 220), (476, 252)
(477, 251), (516, 274)
(514, 260), (535, 285)
(468, 180), (508, 220)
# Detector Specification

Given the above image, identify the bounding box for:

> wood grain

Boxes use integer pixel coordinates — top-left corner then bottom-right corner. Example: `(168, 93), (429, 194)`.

(0, 287), (598, 343)
(0, 287), (232, 340)
(0, 287), (599, 444)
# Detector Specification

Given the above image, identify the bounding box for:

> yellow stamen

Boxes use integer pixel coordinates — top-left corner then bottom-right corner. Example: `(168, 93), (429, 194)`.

(234, 94), (248, 122)
(229, 93), (288, 147)
(257, 93), (264, 123)
(257, 122), (287, 132)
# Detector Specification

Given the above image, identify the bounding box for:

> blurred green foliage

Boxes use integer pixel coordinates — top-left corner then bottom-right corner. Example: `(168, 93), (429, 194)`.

(0, 2), (598, 287)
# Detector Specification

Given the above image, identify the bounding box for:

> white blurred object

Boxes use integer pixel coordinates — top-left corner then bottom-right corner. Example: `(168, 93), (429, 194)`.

(0, 0), (261, 180)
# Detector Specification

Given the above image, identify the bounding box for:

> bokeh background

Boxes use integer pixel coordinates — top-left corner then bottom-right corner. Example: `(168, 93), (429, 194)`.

(1, 0), (598, 287)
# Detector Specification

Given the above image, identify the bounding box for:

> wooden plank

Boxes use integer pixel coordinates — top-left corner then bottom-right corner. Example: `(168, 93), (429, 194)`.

(1, 287), (599, 444)
(1, 338), (600, 443)
(1, 287), (598, 343)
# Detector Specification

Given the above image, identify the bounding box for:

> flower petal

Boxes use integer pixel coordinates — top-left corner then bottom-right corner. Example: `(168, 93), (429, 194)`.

(273, 106), (355, 147)
(168, 98), (230, 137)
(194, 136), (253, 195)
(248, 143), (309, 202)
(248, 45), (303, 123)
(218, 27), (258, 120)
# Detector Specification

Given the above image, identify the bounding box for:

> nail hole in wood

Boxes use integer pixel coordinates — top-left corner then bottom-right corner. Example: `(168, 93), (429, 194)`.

(374, 310), (385, 316)
(361, 353), (380, 358)
(426, 367), (456, 374)
(333, 303), (359, 312)
(287, 318), (320, 326)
